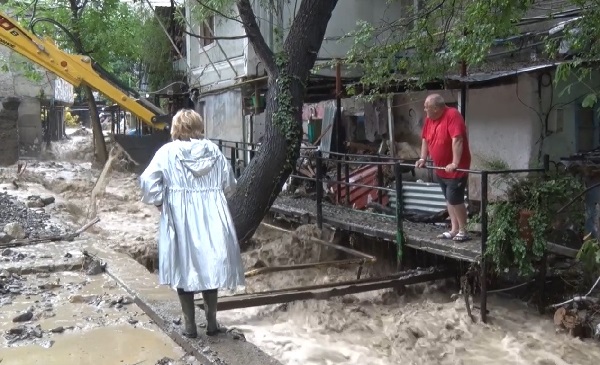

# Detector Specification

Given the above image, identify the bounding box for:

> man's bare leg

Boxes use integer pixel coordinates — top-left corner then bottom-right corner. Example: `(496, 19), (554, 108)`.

(452, 203), (468, 232)
(447, 203), (459, 234)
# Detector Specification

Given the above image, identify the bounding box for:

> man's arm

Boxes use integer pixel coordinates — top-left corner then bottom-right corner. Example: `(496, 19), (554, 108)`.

(420, 138), (429, 161)
(448, 111), (467, 168)
(451, 136), (463, 166)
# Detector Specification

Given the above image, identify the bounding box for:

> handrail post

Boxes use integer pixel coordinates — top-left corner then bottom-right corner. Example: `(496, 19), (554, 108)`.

(230, 145), (237, 177)
(218, 139), (223, 152)
(394, 162), (404, 270)
(344, 156), (350, 206)
(316, 151), (324, 229)
(480, 171), (489, 323)
(377, 163), (384, 204)
(336, 158), (342, 204)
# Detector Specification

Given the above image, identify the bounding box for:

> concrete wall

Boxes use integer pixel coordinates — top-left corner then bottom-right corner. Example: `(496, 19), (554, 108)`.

(540, 70), (600, 161)
(186, 2), (248, 88)
(0, 98), (20, 166)
(18, 97), (43, 157)
(202, 89), (243, 142)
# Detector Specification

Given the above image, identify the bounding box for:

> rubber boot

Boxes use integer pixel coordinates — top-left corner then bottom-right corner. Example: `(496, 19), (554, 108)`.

(202, 289), (220, 336)
(177, 290), (197, 338)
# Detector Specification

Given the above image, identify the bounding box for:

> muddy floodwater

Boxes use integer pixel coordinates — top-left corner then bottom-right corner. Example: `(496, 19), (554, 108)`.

(1, 129), (600, 365)
(0, 271), (188, 364)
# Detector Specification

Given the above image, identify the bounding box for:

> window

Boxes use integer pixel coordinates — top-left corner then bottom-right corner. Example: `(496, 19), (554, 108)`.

(200, 15), (215, 48)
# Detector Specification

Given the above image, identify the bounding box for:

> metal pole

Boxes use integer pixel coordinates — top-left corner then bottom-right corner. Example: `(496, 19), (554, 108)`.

(377, 163), (384, 204)
(394, 163), (404, 270)
(335, 60), (342, 154)
(344, 156), (350, 206)
(336, 160), (342, 204)
(480, 171), (489, 323)
(316, 151), (324, 229)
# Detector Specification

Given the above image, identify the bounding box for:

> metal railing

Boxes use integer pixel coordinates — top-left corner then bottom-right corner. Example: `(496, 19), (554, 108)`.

(213, 138), (550, 323)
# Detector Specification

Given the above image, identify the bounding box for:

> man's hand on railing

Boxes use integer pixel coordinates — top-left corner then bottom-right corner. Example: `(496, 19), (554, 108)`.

(415, 158), (426, 168)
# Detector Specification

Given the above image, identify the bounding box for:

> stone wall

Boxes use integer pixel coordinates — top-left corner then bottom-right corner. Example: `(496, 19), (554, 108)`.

(0, 97), (21, 166)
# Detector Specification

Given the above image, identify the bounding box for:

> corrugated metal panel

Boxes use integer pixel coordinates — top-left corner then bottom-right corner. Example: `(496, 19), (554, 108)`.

(390, 182), (447, 213)
(390, 181), (467, 213)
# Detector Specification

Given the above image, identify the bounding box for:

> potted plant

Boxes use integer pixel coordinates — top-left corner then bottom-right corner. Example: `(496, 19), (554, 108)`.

(485, 173), (584, 276)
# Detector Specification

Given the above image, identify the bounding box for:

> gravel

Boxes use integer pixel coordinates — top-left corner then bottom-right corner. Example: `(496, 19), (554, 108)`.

(0, 191), (64, 239)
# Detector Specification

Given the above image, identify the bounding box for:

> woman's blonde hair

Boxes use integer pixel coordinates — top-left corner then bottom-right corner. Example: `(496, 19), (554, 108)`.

(170, 109), (205, 141)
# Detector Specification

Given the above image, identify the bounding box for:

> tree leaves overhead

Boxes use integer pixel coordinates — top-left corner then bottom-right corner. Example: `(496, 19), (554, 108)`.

(344, 0), (596, 96)
(1, 0), (151, 89)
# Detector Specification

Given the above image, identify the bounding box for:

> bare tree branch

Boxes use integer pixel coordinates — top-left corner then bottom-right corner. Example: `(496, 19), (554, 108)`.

(195, 0), (243, 24)
(183, 29), (247, 40)
(236, 0), (277, 75)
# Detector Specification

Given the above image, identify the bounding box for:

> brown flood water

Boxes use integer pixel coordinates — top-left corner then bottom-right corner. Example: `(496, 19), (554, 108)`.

(2, 130), (600, 365)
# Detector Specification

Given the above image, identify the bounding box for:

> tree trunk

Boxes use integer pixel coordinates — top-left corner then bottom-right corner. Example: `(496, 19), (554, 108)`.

(229, 0), (338, 249)
(83, 86), (108, 164)
(68, 0), (108, 164)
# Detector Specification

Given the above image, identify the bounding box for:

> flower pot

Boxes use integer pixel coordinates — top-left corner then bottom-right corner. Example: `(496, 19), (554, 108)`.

(518, 209), (534, 249)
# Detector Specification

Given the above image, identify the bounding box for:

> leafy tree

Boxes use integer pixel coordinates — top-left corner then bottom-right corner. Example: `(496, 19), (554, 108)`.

(1, 0), (148, 163)
(345, 0), (598, 102)
(189, 0), (339, 246)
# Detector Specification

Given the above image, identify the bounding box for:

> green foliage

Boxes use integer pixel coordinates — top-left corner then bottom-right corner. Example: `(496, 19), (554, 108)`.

(272, 51), (301, 171)
(345, 0), (530, 95)
(0, 0), (173, 93)
(486, 174), (584, 276)
(576, 235), (600, 283)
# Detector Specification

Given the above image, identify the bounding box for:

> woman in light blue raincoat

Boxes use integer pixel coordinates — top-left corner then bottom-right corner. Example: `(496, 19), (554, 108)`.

(139, 109), (245, 338)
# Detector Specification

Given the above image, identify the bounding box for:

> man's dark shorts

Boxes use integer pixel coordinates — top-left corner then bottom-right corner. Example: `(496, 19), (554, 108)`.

(438, 176), (467, 206)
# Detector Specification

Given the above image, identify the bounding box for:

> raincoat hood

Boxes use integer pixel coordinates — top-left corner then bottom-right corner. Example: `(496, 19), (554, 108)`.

(175, 139), (219, 177)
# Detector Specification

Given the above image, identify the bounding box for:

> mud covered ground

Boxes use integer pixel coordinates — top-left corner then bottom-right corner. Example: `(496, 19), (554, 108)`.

(2, 130), (600, 365)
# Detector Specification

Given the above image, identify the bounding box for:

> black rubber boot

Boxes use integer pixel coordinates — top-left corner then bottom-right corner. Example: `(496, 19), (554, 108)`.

(177, 289), (197, 338)
(202, 289), (221, 336)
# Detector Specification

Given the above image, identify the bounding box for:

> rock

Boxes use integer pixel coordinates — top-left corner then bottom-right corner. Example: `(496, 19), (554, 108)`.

(26, 197), (45, 208)
(4, 222), (25, 239)
(50, 326), (65, 333)
(127, 318), (139, 325)
(2, 248), (14, 256)
(12, 310), (33, 323)
(0, 232), (13, 243)
(41, 196), (55, 206)
(7, 326), (26, 335)
(68, 294), (97, 304)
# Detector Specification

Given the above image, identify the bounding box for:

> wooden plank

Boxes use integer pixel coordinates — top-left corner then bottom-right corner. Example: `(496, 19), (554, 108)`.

(196, 268), (450, 311)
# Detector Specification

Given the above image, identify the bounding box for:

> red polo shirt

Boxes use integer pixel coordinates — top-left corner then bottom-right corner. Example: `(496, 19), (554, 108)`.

(421, 107), (471, 179)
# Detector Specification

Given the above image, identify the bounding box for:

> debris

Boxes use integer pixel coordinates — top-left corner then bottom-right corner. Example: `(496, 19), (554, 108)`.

(0, 192), (64, 240)
(1, 217), (100, 248)
(554, 307), (585, 337)
(0, 233), (12, 244)
(3, 222), (25, 240)
(82, 251), (106, 275)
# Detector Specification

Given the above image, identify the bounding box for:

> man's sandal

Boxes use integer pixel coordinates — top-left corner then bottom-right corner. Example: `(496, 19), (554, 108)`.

(437, 231), (456, 239)
(452, 231), (471, 242)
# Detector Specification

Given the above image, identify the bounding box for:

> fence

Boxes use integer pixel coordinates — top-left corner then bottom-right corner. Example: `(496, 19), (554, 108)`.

(213, 138), (550, 323)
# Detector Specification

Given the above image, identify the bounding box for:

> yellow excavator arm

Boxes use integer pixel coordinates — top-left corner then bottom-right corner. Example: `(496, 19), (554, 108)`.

(0, 12), (168, 130)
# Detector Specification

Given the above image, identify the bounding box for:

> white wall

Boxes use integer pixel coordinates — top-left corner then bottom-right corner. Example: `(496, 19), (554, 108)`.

(202, 89), (243, 142)
(187, 0), (406, 88)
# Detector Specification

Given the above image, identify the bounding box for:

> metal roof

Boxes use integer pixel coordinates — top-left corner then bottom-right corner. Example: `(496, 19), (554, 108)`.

(446, 63), (560, 84)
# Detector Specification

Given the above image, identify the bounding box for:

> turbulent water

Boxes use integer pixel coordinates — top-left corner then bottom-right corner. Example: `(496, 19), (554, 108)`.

(2, 130), (600, 365)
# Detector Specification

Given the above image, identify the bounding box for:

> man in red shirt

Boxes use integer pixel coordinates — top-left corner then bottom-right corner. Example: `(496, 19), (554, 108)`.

(415, 94), (471, 241)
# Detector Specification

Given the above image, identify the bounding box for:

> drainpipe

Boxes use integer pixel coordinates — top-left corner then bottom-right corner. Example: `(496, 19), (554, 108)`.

(387, 94), (395, 157)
